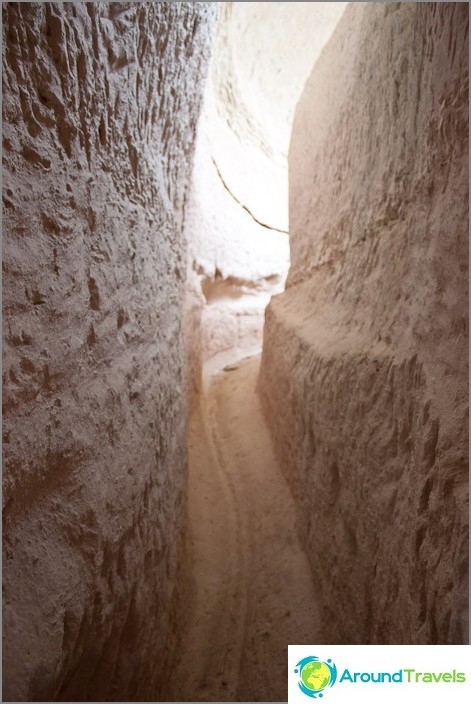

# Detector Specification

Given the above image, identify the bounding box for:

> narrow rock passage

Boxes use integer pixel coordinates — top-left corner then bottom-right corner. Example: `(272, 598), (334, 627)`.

(172, 355), (320, 702)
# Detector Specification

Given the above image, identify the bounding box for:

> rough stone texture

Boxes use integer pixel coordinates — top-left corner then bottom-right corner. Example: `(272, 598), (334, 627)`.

(260, 2), (468, 644)
(2, 2), (216, 700)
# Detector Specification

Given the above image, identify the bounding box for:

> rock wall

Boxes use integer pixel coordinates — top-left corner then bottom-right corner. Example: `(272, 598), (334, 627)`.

(184, 91), (290, 397)
(2, 2), (216, 700)
(184, 3), (346, 396)
(260, 2), (468, 644)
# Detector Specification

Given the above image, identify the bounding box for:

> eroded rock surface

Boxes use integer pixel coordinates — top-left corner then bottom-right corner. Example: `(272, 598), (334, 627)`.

(260, 2), (468, 644)
(2, 3), (216, 700)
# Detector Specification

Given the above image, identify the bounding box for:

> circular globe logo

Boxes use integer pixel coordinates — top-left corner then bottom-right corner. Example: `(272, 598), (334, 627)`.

(294, 656), (337, 699)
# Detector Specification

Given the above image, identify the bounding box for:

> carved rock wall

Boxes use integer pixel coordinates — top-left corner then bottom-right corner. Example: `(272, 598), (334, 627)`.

(260, 2), (468, 644)
(2, 3), (216, 700)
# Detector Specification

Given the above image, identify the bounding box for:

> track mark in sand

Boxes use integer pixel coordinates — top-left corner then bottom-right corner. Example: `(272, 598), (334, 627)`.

(171, 354), (321, 702)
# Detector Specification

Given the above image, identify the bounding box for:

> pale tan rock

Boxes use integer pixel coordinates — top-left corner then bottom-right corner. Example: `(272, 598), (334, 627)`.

(208, 1), (348, 231)
(2, 3), (216, 700)
(184, 2), (346, 391)
(260, 2), (468, 644)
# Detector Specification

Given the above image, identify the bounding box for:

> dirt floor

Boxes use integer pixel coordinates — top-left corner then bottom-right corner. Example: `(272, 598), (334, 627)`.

(171, 354), (320, 702)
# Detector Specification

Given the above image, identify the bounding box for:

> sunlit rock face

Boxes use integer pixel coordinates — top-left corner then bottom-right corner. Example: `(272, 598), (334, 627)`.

(260, 2), (468, 644)
(209, 1), (348, 231)
(184, 2), (347, 390)
(2, 3), (216, 700)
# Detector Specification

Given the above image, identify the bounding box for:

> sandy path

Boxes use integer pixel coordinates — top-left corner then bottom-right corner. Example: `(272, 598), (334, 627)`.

(172, 355), (320, 702)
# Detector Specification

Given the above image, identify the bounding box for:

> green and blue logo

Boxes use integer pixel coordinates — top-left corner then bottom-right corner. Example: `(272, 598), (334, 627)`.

(293, 654), (467, 700)
(294, 656), (338, 698)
